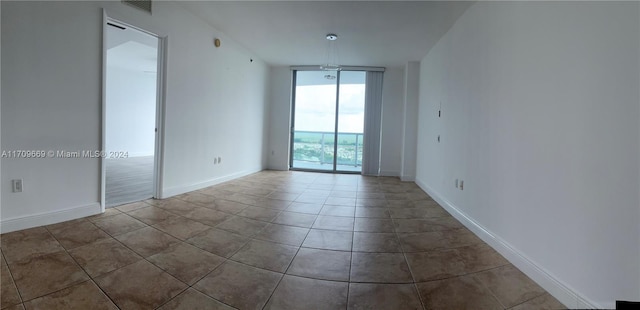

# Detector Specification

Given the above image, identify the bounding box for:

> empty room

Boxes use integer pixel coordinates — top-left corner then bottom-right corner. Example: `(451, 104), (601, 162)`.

(1, 1), (639, 309)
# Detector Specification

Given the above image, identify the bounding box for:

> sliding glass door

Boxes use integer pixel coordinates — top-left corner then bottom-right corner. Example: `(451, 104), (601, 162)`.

(290, 70), (366, 173)
(336, 71), (366, 171)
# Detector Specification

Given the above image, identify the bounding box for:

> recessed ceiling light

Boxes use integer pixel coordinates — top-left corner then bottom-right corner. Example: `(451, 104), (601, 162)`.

(326, 34), (338, 41)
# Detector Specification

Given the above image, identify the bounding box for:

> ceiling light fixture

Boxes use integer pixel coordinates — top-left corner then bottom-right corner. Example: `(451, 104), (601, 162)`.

(320, 33), (342, 71)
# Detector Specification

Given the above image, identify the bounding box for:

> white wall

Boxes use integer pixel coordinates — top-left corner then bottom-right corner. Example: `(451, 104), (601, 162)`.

(1, 1), (269, 232)
(416, 2), (640, 308)
(400, 61), (419, 181)
(0, 1), (3, 231)
(267, 66), (292, 171)
(379, 66), (404, 176)
(106, 65), (157, 157)
(1, 2), (104, 231)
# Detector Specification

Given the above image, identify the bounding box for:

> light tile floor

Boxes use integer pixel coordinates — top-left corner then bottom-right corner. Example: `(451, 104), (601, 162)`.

(0, 171), (566, 310)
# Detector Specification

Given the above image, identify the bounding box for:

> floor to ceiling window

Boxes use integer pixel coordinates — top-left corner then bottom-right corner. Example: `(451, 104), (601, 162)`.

(290, 70), (366, 173)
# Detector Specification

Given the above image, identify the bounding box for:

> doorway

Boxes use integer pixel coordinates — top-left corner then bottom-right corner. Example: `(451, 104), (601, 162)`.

(290, 70), (366, 173)
(103, 17), (163, 208)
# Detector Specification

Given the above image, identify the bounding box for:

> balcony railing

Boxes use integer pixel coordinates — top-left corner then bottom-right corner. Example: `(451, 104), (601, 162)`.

(292, 130), (363, 170)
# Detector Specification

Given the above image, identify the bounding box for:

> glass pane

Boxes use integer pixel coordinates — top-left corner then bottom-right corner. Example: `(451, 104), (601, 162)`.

(291, 71), (338, 171)
(336, 71), (366, 172)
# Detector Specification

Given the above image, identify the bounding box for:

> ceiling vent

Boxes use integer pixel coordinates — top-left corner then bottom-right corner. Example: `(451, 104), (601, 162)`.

(122, 0), (152, 14)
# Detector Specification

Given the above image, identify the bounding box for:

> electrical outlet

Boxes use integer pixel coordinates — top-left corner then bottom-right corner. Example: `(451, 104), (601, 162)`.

(12, 179), (23, 193)
(459, 180), (464, 190)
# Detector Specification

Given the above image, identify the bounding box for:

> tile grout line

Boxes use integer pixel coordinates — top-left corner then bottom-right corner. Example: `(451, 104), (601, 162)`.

(169, 180), (311, 309)
(157, 184), (293, 309)
(503, 291), (550, 310)
(64, 219), (161, 310)
(260, 217), (315, 309)
(472, 270), (510, 309)
(67, 209), (215, 309)
(36, 225), (124, 308)
(251, 178), (324, 309)
(345, 183), (358, 310)
(0, 247), (25, 308)
(389, 194), (428, 310)
(1, 172), (550, 309)
(348, 180), (384, 307)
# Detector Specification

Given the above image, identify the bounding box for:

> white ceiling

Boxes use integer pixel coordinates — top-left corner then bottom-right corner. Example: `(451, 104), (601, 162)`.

(106, 21), (158, 50)
(108, 41), (158, 73)
(180, 1), (474, 67)
(107, 23), (158, 73)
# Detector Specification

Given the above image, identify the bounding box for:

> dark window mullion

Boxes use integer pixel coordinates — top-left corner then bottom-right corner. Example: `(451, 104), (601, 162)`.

(332, 71), (341, 172)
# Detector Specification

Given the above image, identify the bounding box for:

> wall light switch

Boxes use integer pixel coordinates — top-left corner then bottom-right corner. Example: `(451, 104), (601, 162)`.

(459, 180), (464, 190)
(455, 179), (458, 188)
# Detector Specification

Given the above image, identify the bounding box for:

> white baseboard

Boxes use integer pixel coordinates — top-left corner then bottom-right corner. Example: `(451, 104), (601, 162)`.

(266, 162), (289, 171)
(0, 202), (102, 234)
(414, 178), (603, 310)
(400, 174), (415, 182)
(379, 170), (400, 177)
(161, 169), (262, 198)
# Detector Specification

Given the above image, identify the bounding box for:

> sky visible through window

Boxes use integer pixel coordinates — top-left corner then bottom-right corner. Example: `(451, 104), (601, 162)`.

(295, 84), (365, 133)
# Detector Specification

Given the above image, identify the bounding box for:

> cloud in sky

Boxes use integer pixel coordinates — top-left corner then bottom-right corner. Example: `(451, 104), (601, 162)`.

(294, 84), (365, 133)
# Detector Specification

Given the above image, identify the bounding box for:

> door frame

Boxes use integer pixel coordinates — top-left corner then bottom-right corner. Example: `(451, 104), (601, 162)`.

(100, 10), (167, 211)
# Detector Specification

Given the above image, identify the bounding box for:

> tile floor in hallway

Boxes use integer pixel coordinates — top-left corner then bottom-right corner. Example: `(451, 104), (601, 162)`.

(0, 171), (566, 310)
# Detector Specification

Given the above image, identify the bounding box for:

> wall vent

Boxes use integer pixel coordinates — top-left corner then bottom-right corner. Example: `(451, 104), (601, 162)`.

(122, 0), (152, 14)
